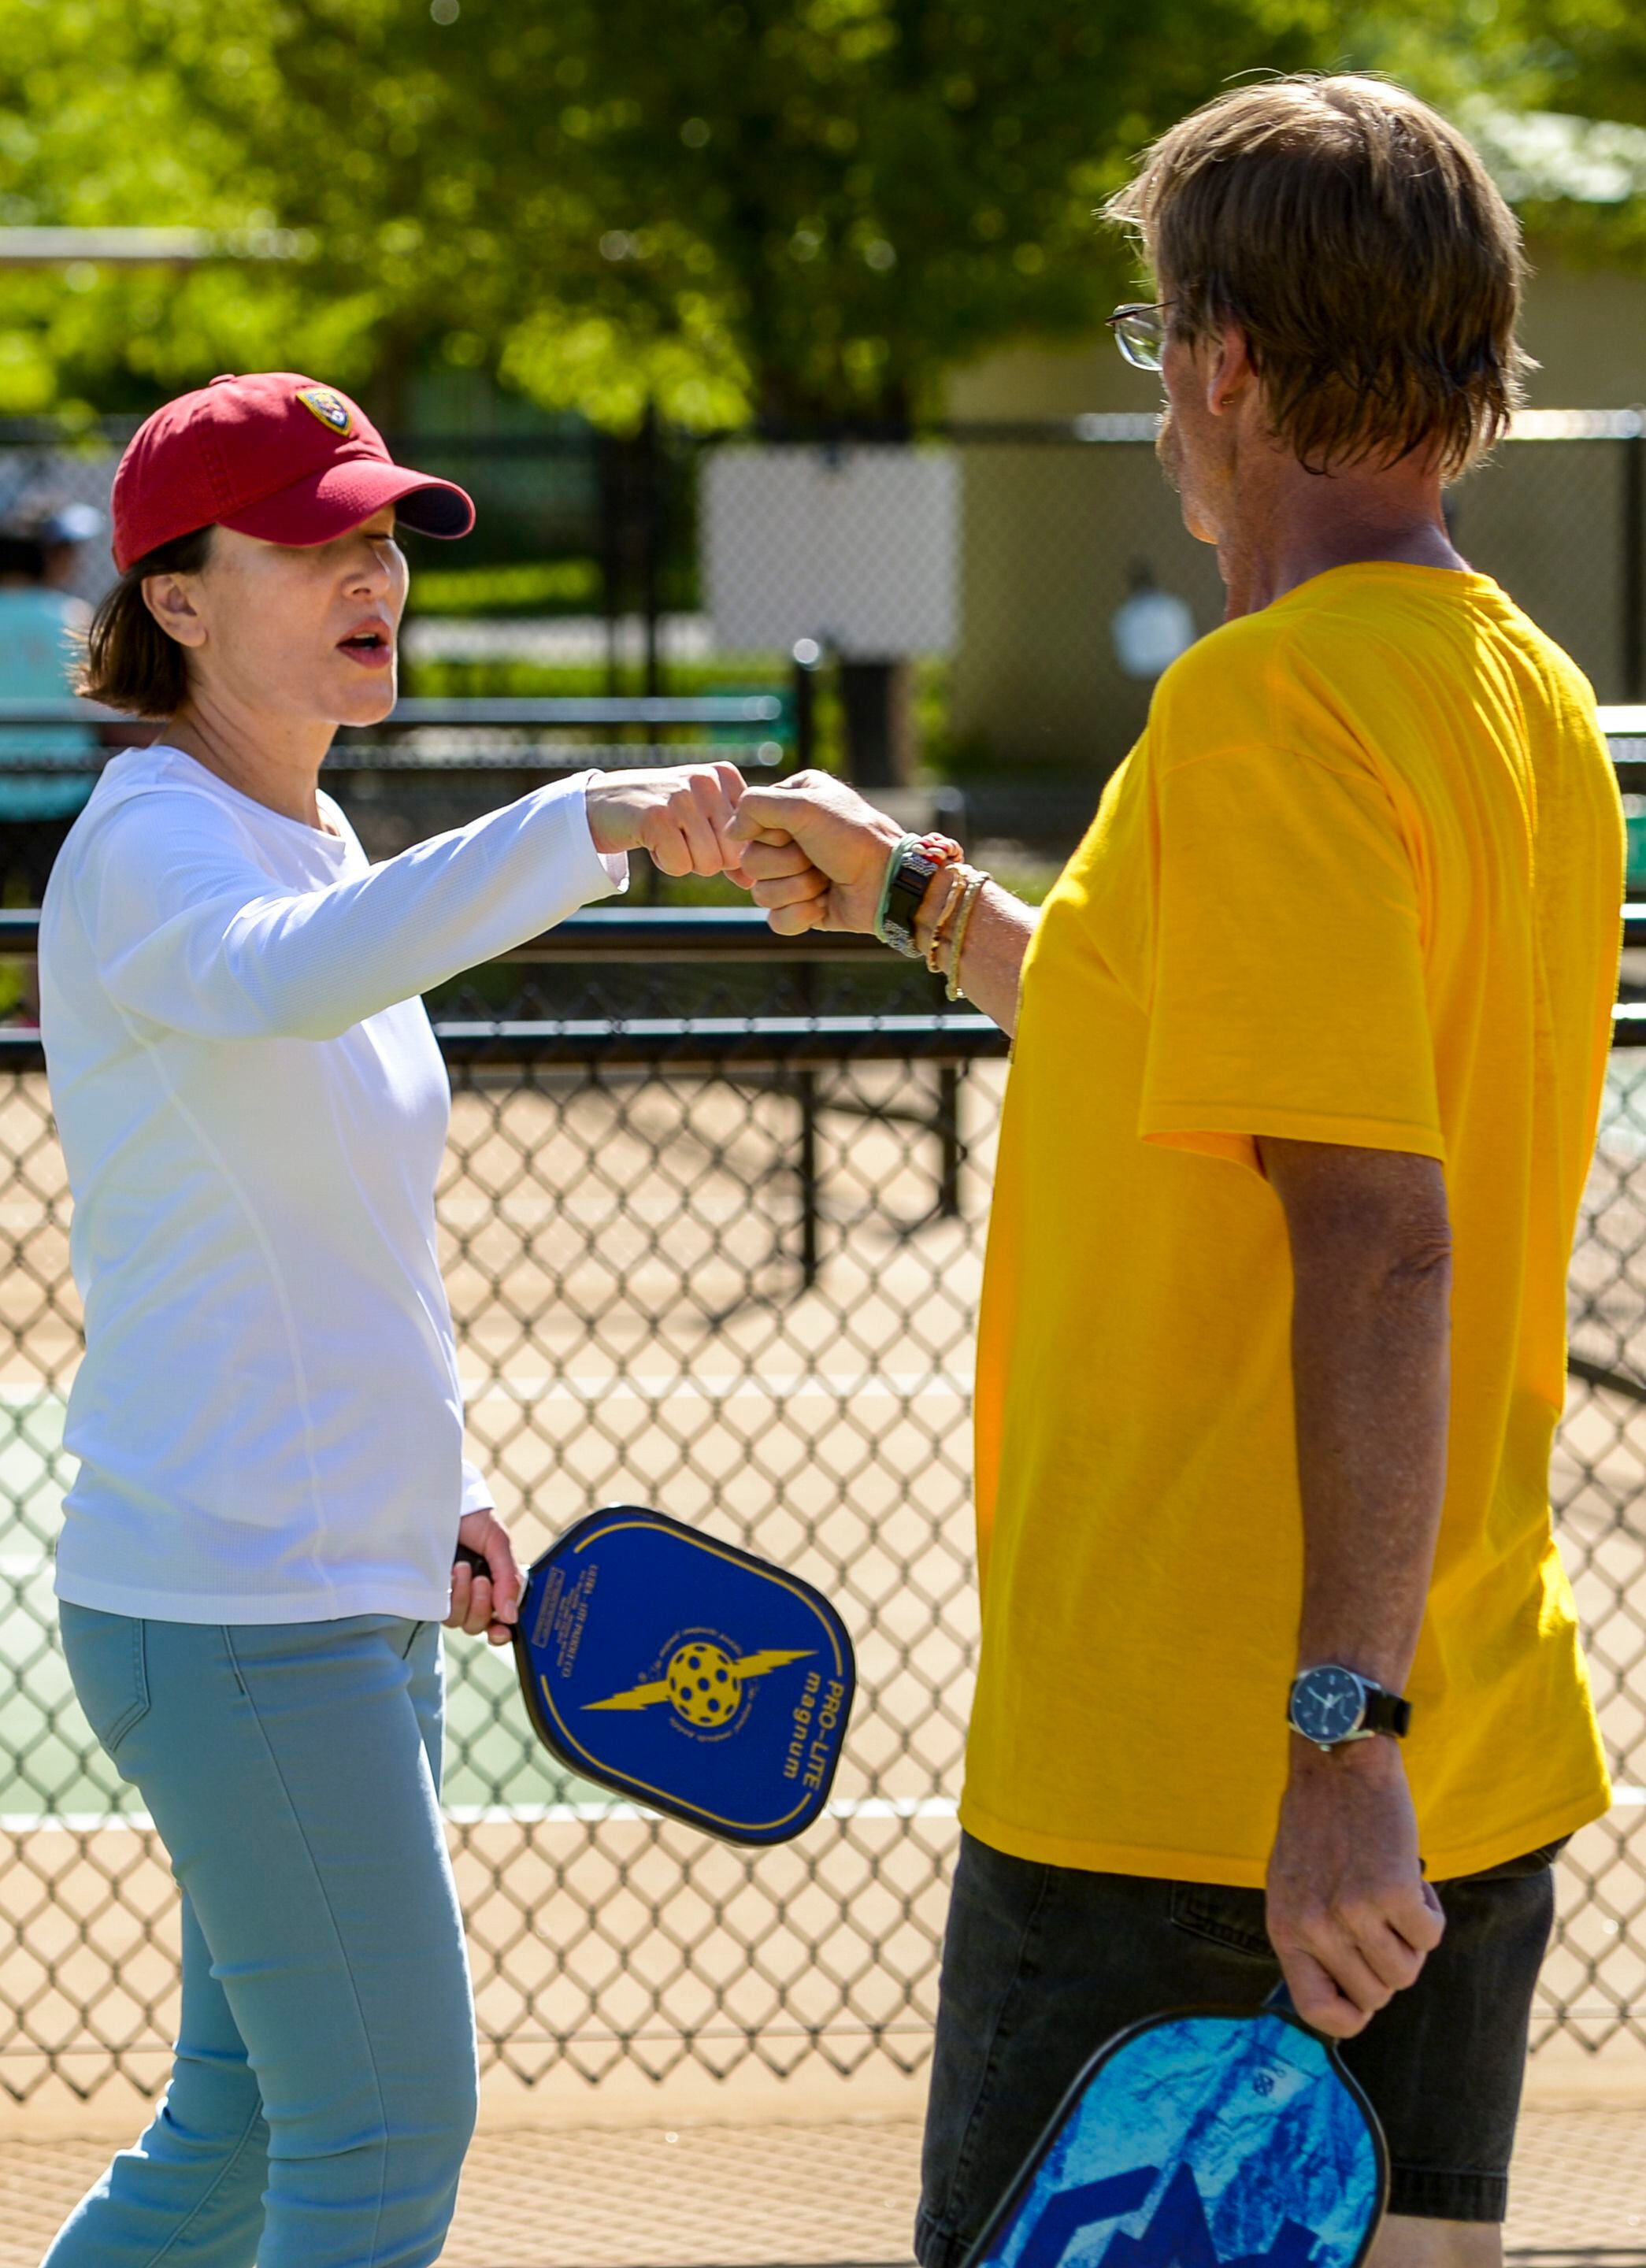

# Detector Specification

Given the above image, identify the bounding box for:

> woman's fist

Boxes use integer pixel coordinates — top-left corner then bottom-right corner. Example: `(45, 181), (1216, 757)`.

(585, 764), (749, 882)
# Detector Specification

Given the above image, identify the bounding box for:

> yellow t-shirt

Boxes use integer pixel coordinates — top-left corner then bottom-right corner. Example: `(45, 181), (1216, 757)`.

(962, 562), (1621, 1887)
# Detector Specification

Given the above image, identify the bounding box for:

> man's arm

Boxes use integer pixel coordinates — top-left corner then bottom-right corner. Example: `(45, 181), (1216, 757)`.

(730, 773), (1037, 1036)
(1259, 1135), (1451, 2037)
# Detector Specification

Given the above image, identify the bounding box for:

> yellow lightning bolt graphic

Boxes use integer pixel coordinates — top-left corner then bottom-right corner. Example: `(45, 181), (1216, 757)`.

(729, 1650), (815, 1680)
(584, 1649), (814, 1711)
(584, 1677), (672, 1713)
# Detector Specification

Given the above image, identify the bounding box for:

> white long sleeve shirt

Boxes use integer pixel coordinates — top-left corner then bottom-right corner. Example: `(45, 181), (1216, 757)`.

(41, 745), (625, 1622)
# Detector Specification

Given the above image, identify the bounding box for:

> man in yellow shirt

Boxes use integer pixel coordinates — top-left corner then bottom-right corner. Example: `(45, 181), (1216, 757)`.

(732, 74), (1620, 2268)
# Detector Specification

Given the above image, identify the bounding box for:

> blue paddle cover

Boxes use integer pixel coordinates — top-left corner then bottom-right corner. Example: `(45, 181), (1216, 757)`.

(962, 2006), (1386, 2268)
(512, 1505), (855, 1845)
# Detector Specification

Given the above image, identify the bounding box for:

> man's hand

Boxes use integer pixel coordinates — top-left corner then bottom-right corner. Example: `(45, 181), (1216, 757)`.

(728, 771), (904, 935)
(1266, 1735), (1444, 2036)
(584, 764), (750, 882)
(729, 769), (1039, 1035)
(447, 1509), (522, 1647)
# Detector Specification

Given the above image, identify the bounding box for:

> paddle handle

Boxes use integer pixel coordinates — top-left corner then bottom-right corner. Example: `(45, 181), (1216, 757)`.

(452, 1542), (528, 1654)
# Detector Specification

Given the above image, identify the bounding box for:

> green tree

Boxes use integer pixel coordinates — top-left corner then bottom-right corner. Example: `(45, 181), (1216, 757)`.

(6, 0), (1643, 431)
(489, 0), (1342, 426)
(0, 0), (1342, 425)
(1345, 0), (1646, 267)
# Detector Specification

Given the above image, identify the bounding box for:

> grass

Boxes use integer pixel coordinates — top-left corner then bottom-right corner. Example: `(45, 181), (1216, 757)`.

(403, 655), (789, 700)
(406, 558), (603, 618)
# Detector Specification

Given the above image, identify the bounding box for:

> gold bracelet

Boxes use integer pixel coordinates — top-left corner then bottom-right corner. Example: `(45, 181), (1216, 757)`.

(921, 865), (966, 973)
(944, 869), (989, 1002)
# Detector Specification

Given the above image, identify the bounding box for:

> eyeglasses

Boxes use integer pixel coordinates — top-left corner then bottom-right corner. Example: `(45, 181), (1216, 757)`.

(1107, 302), (1172, 372)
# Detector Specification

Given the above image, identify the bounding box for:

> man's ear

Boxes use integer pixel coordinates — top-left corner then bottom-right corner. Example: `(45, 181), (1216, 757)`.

(1204, 324), (1258, 419)
(141, 572), (207, 650)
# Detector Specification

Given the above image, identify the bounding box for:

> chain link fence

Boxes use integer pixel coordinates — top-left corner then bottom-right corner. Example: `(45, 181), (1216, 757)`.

(1552, 1037), (1646, 2050)
(4, 410), (1642, 808)
(0, 402), (1644, 2105)
(0, 941), (1003, 2103)
(0, 919), (1640, 2108)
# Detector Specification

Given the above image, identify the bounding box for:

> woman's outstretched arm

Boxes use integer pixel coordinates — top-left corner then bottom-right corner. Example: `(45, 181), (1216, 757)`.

(73, 765), (744, 1043)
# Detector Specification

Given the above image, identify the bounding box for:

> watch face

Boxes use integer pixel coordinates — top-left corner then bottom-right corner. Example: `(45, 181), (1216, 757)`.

(1290, 1666), (1367, 1747)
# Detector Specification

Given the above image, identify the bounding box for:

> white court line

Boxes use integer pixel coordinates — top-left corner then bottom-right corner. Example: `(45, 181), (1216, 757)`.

(0, 1794), (965, 1835)
(0, 1374), (973, 1410)
(6, 1792), (1642, 1836)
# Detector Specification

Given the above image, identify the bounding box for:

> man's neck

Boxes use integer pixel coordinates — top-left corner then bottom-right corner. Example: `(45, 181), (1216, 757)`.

(1215, 453), (1468, 621)
(164, 696), (336, 832)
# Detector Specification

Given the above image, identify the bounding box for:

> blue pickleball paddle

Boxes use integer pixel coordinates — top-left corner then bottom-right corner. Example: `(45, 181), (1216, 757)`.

(960, 1988), (1386, 2268)
(463, 1505), (855, 1845)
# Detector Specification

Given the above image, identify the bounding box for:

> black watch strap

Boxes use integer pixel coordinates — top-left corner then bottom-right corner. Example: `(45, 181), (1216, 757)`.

(881, 844), (943, 957)
(1362, 1684), (1413, 1740)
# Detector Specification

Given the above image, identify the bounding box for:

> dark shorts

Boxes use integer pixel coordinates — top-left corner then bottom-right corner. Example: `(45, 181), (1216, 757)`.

(915, 1829), (1561, 2254)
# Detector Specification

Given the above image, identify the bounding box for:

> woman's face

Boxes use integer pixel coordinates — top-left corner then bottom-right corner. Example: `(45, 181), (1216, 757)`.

(144, 506), (410, 728)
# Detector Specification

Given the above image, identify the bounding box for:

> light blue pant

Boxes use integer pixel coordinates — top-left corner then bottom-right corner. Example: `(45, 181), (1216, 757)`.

(47, 1609), (477, 2268)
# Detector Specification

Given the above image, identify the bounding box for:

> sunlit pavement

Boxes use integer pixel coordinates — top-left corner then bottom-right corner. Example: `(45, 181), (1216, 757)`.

(0, 2111), (1642, 2266)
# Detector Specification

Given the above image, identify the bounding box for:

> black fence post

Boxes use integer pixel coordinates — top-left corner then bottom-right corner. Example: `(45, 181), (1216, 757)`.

(937, 1064), (962, 1220)
(796, 956), (821, 1288)
(640, 402), (663, 700)
(839, 658), (906, 788)
(1625, 415), (1644, 706)
(598, 428), (624, 698)
(797, 1070), (821, 1289)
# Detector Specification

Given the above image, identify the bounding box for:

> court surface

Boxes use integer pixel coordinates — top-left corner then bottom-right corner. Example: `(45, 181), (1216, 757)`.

(0, 2110), (1640, 2266)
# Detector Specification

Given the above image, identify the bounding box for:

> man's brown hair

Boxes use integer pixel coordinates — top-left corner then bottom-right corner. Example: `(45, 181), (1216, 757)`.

(77, 525), (213, 718)
(1105, 76), (1529, 478)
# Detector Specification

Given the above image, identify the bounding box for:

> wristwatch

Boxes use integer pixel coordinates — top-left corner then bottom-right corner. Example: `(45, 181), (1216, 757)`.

(879, 838), (949, 958)
(1287, 1664), (1412, 1751)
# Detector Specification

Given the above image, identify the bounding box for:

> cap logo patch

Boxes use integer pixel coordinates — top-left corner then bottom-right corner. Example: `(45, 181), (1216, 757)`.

(295, 386), (354, 438)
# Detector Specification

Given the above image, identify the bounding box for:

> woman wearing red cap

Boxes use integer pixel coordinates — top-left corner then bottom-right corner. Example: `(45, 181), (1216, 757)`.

(39, 373), (748, 2268)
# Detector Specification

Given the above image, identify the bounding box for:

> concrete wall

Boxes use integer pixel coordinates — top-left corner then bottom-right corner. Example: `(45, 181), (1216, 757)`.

(1516, 246), (1646, 410)
(942, 247), (1646, 782)
(947, 244), (1646, 420)
(946, 435), (1224, 773)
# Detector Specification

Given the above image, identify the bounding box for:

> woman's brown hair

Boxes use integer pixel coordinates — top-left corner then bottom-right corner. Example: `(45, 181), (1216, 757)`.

(1105, 76), (1530, 478)
(78, 525), (214, 717)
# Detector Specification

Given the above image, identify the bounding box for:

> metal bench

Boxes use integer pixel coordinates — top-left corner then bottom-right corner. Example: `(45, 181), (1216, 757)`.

(0, 692), (799, 776)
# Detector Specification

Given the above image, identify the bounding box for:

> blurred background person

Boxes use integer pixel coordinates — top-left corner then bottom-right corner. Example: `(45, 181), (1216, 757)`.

(1109, 556), (1196, 681)
(0, 502), (102, 814)
(0, 502), (104, 1019)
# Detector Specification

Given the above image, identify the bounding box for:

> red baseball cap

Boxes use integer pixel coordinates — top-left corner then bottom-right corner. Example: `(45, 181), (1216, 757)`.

(110, 372), (475, 573)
